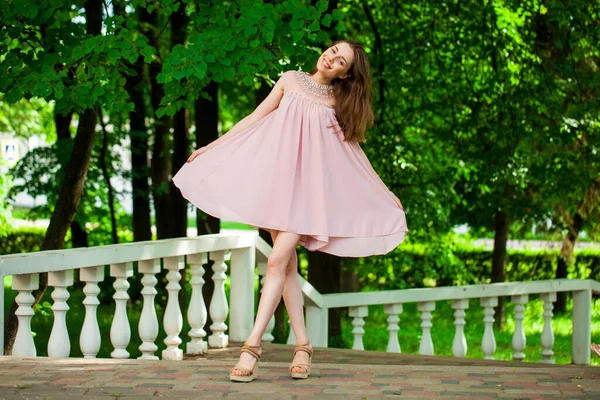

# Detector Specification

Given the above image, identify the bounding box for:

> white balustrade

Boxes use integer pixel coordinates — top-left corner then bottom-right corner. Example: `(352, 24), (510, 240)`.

(451, 299), (468, 358)
(138, 259), (160, 360)
(511, 294), (528, 361)
(48, 270), (74, 358)
(287, 318), (296, 344)
(186, 253), (208, 355)
(384, 303), (403, 353)
(418, 301), (435, 355)
(540, 292), (556, 363)
(110, 262), (133, 359)
(208, 250), (230, 348)
(2, 234), (599, 366)
(162, 256), (184, 360)
(480, 297), (498, 360)
(349, 305), (368, 350)
(12, 274), (39, 357)
(80, 266), (104, 358)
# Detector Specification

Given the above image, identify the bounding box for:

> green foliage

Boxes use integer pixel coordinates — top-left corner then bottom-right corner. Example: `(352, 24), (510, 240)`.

(343, 235), (600, 290)
(0, 226), (45, 255)
(0, 160), (13, 237)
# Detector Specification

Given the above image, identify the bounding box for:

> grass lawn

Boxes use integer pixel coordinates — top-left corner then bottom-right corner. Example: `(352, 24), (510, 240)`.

(4, 274), (599, 364)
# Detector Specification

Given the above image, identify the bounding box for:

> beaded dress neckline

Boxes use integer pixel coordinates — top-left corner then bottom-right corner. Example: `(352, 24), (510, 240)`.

(295, 71), (334, 104)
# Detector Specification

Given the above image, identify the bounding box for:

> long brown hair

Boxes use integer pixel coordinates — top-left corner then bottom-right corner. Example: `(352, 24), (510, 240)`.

(309, 39), (375, 144)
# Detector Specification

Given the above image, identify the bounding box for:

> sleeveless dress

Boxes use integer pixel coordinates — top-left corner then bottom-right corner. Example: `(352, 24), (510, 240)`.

(172, 70), (408, 257)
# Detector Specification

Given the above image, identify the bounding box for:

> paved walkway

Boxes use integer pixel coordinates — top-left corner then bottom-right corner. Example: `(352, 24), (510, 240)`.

(0, 343), (598, 399)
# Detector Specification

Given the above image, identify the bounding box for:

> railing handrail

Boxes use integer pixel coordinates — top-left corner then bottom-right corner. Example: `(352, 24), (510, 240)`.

(0, 233), (255, 276)
(323, 278), (600, 308)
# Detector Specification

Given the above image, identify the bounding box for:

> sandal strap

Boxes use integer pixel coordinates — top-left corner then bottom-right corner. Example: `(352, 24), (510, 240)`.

(294, 343), (313, 357)
(231, 365), (253, 375)
(289, 363), (311, 372)
(241, 345), (261, 360)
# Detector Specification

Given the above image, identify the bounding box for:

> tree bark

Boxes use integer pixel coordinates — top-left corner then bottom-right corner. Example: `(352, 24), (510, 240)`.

(115, 3), (153, 242)
(194, 81), (220, 236)
(3, 0), (102, 356)
(170, 4), (190, 240)
(98, 109), (118, 244)
(555, 177), (600, 312)
(491, 210), (509, 329)
(307, 252), (342, 347)
(141, 7), (172, 239)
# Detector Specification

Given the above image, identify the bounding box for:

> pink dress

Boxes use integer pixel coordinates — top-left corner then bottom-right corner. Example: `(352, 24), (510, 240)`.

(172, 70), (408, 257)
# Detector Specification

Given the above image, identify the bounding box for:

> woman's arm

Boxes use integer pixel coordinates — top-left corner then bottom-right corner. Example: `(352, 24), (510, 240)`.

(187, 73), (286, 162)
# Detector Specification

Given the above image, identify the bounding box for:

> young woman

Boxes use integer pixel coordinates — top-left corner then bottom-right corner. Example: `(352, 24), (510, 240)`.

(172, 39), (408, 382)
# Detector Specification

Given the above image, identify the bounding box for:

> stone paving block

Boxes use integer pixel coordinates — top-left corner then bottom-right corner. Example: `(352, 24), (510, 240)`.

(85, 386), (153, 396)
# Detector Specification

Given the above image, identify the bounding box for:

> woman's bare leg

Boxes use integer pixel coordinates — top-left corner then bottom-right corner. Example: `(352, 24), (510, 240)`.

(281, 248), (312, 372)
(231, 230), (301, 376)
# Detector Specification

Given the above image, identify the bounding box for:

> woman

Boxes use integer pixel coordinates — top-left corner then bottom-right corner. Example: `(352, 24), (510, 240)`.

(172, 39), (408, 382)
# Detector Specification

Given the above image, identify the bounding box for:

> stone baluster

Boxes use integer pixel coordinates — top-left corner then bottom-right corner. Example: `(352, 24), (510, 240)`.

(110, 262), (133, 359)
(511, 294), (528, 361)
(48, 270), (74, 358)
(209, 250), (230, 348)
(80, 266), (104, 358)
(349, 305), (368, 350)
(418, 301), (435, 355)
(138, 259), (160, 360)
(12, 274), (39, 357)
(540, 292), (556, 363)
(258, 261), (275, 343)
(384, 303), (403, 353)
(186, 253), (208, 355)
(163, 256), (184, 360)
(451, 299), (469, 358)
(480, 297), (498, 360)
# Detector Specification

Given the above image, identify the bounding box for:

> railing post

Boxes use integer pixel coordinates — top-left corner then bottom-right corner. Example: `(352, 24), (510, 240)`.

(384, 303), (403, 353)
(48, 270), (74, 358)
(138, 259), (160, 360)
(480, 297), (498, 360)
(229, 246), (255, 343)
(511, 294), (528, 361)
(186, 253), (209, 355)
(208, 250), (230, 348)
(110, 262), (133, 359)
(306, 305), (328, 347)
(349, 305), (368, 350)
(12, 274), (39, 357)
(162, 256), (185, 360)
(540, 292), (556, 364)
(418, 301), (435, 355)
(451, 299), (469, 358)
(80, 266), (104, 359)
(572, 289), (591, 365)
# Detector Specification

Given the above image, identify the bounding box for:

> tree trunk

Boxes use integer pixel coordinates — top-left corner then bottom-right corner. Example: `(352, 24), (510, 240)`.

(555, 177), (600, 312)
(307, 252), (342, 347)
(170, 4), (190, 240)
(141, 7), (172, 239)
(98, 109), (118, 244)
(116, 3), (152, 242)
(491, 210), (509, 329)
(3, 0), (102, 356)
(194, 81), (220, 236)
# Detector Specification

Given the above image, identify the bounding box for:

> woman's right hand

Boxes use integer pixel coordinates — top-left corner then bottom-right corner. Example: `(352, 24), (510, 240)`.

(186, 146), (210, 163)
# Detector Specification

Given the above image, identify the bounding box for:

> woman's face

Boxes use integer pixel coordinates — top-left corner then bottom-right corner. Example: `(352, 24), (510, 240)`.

(317, 42), (354, 80)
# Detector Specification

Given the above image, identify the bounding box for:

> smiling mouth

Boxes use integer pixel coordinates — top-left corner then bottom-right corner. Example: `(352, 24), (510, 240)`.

(323, 58), (331, 69)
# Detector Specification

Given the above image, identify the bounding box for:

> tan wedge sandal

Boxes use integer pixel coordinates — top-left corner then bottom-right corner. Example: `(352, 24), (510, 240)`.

(289, 339), (313, 379)
(229, 341), (261, 382)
